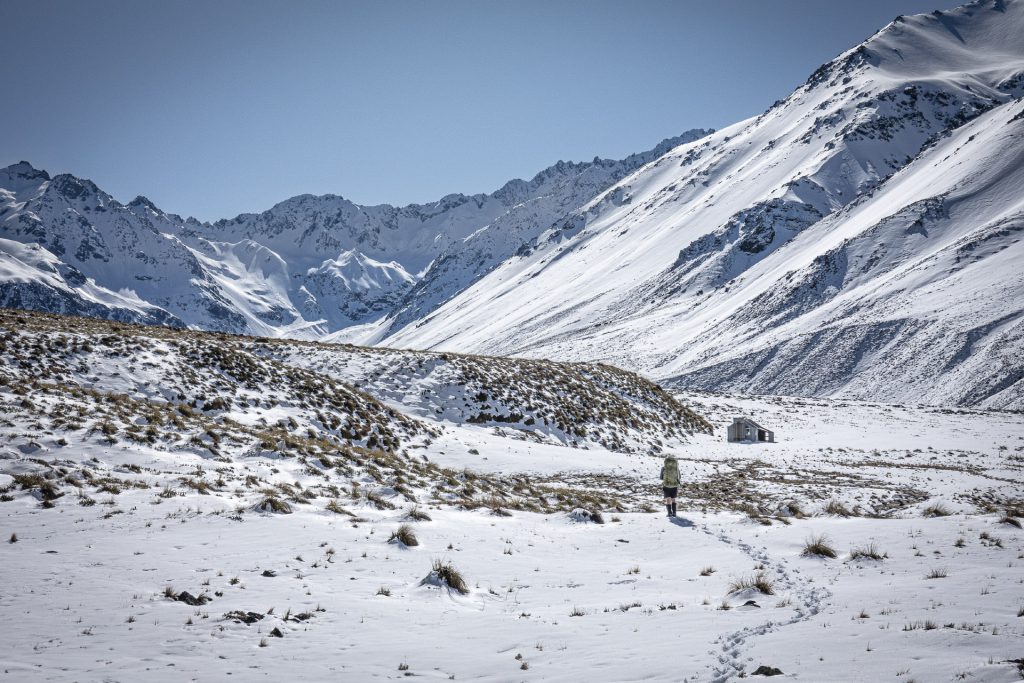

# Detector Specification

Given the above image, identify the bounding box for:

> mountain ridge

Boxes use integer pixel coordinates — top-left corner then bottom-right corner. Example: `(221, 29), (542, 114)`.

(0, 129), (712, 337)
(378, 0), (1024, 409)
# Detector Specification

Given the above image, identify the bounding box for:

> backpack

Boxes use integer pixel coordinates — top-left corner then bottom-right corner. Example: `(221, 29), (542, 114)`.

(662, 458), (680, 487)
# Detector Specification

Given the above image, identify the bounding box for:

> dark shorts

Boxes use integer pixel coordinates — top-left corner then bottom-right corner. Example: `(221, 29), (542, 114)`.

(663, 487), (678, 498)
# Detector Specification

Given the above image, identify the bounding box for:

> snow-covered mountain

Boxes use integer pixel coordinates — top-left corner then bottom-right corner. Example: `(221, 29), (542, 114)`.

(0, 131), (709, 338)
(381, 0), (1024, 409)
(3, 0), (1023, 409)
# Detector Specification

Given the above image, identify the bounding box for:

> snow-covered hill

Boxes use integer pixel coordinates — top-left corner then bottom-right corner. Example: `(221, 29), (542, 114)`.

(383, 0), (1024, 409)
(2, 309), (1022, 682)
(0, 309), (709, 457)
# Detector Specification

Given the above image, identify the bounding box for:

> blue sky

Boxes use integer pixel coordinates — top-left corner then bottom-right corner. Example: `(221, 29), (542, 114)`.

(2, 0), (948, 221)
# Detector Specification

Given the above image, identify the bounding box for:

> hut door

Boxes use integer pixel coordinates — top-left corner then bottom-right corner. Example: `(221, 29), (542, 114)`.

(757, 429), (766, 441)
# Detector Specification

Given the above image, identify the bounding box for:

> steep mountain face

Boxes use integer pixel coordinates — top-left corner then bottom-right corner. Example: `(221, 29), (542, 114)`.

(0, 130), (710, 338)
(381, 0), (1024, 409)
(381, 133), (715, 337)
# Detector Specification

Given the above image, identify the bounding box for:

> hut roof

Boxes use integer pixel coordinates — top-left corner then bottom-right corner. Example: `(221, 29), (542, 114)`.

(736, 417), (770, 431)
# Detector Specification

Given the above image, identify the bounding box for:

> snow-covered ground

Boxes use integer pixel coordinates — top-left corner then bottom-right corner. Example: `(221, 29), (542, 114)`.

(1, 314), (1022, 682)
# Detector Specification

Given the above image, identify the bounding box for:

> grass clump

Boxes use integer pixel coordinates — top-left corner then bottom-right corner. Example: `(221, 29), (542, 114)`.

(388, 524), (418, 547)
(802, 534), (837, 559)
(485, 496), (512, 517)
(925, 567), (948, 579)
(325, 499), (353, 516)
(849, 543), (886, 561)
(253, 495), (292, 514)
(365, 490), (396, 510)
(727, 571), (775, 595)
(922, 502), (951, 518)
(823, 499), (852, 517)
(904, 620), (938, 631)
(778, 500), (804, 518)
(421, 559), (468, 595)
(405, 506), (432, 522)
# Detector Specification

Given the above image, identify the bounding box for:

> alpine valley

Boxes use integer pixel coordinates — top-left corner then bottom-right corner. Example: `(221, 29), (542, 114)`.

(4, 0), (1024, 409)
(2, 2), (1024, 682)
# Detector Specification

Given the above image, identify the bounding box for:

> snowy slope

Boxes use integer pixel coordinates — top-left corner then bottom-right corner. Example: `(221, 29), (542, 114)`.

(383, 0), (1024, 409)
(0, 131), (709, 338)
(2, 310), (1022, 683)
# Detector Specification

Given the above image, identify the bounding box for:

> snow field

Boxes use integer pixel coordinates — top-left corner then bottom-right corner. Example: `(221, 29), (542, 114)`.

(2, 384), (1022, 681)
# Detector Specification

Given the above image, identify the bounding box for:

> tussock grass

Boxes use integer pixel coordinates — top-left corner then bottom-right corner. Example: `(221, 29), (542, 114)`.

(823, 499), (852, 517)
(925, 567), (948, 579)
(802, 534), (837, 559)
(779, 500), (804, 518)
(405, 506), (432, 522)
(421, 559), (468, 595)
(365, 490), (396, 510)
(904, 620), (938, 631)
(253, 495), (291, 514)
(849, 543), (886, 561)
(727, 571), (775, 595)
(700, 566), (715, 576)
(325, 499), (353, 516)
(922, 502), (951, 518)
(388, 524), (418, 547)
(12, 473), (61, 502)
(484, 496), (512, 517)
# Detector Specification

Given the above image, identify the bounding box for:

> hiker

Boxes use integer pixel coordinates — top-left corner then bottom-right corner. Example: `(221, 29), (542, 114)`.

(660, 455), (680, 517)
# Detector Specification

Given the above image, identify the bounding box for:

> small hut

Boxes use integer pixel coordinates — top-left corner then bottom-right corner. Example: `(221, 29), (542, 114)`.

(727, 417), (774, 443)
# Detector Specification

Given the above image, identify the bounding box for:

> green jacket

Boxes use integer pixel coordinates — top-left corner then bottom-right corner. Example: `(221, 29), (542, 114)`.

(660, 457), (680, 487)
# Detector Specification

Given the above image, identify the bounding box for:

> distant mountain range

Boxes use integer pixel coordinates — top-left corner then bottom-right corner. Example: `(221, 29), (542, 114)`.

(0, 130), (709, 336)
(3, 0), (1023, 408)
